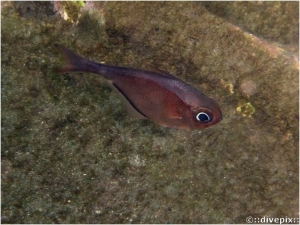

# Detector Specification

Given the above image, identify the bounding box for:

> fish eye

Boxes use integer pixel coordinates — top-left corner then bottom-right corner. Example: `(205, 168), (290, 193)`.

(196, 112), (211, 123)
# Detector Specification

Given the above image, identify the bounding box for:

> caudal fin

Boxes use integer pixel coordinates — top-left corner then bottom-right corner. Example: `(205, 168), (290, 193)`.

(55, 44), (96, 73)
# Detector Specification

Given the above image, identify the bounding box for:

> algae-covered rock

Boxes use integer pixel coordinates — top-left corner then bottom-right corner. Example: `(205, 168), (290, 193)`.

(2, 2), (298, 224)
(202, 2), (299, 47)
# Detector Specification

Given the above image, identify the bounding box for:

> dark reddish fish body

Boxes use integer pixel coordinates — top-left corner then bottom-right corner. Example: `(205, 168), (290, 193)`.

(56, 45), (222, 130)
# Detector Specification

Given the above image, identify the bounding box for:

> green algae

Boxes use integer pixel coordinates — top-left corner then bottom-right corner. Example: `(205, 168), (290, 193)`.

(61, 1), (85, 23)
(236, 101), (256, 117)
(2, 2), (299, 224)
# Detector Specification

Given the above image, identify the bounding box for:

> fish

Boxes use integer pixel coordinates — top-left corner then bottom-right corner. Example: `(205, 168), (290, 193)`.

(55, 44), (222, 130)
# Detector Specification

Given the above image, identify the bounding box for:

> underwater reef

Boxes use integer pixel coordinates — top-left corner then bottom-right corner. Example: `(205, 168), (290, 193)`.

(1, 2), (299, 223)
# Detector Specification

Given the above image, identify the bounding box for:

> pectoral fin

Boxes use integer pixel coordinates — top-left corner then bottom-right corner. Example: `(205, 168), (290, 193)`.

(107, 81), (147, 119)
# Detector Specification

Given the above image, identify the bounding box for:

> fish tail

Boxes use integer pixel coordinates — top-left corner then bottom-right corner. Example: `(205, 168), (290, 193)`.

(55, 44), (99, 74)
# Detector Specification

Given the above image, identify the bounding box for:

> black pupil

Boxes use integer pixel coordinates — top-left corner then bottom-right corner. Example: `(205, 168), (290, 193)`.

(197, 113), (210, 122)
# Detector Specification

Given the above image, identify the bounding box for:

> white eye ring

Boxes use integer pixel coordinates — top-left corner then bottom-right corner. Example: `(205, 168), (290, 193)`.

(196, 112), (211, 123)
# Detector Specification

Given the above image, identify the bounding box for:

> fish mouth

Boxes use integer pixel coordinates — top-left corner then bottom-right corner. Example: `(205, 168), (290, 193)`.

(219, 114), (223, 121)
(214, 108), (223, 123)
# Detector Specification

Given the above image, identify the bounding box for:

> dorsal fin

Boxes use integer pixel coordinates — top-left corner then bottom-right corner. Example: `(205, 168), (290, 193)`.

(145, 64), (177, 79)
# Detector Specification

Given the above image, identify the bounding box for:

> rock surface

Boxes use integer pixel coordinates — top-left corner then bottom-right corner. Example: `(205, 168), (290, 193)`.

(2, 2), (298, 223)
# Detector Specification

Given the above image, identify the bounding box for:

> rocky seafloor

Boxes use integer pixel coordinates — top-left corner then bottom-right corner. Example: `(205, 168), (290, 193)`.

(2, 2), (299, 223)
